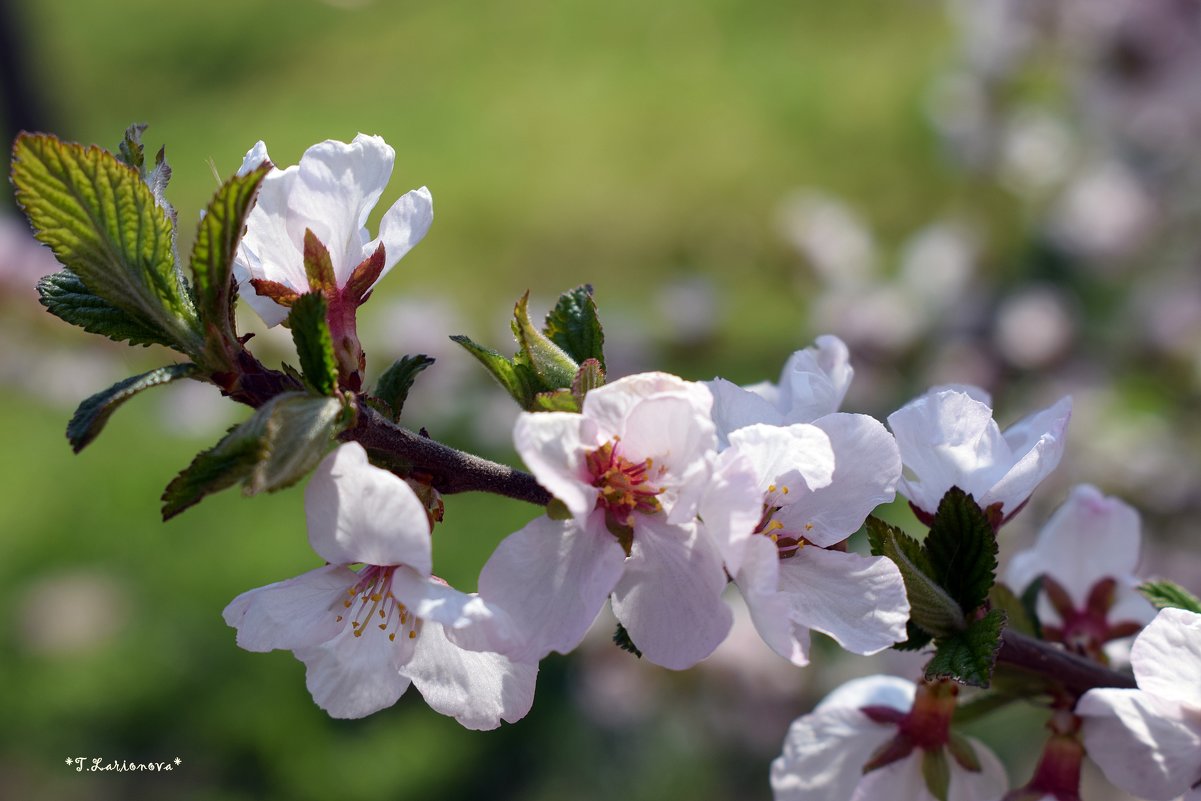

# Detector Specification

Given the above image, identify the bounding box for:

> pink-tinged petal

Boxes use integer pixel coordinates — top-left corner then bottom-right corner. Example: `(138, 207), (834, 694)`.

(777, 548), (909, 656)
(513, 412), (598, 521)
(699, 449), (764, 575)
(1108, 581), (1157, 627)
(771, 704), (899, 801)
(947, 737), (1009, 801)
(815, 674), (915, 714)
(618, 394), (716, 522)
(777, 335), (853, 423)
(611, 517), (731, 669)
(738, 535), (810, 665)
(582, 372), (713, 440)
(235, 162), (305, 326)
(983, 396), (1071, 515)
(780, 413), (899, 547)
(1006, 484), (1142, 606)
(728, 423), (836, 496)
(237, 140), (270, 176)
(1131, 608), (1201, 708)
(386, 567), (499, 630)
(295, 624), (414, 719)
(851, 739), (1007, 801)
(888, 388), (1008, 514)
(475, 515), (626, 662)
(287, 134), (395, 283)
(223, 564), (355, 652)
(366, 186), (433, 281)
(403, 622), (537, 730)
(1078, 687), (1201, 800)
(707, 377), (785, 444)
(304, 443), (432, 572)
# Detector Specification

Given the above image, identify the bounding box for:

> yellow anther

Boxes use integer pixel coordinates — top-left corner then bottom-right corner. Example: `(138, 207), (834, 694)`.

(352, 620), (360, 627)
(370, 593), (382, 602)
(770, 533), (779, 542)
(353, 630), (363, 638)
(767, 520), (785, 532)
(389, 633), (396, 641)
(768, 484), (777, 493)
(378, 609), (385, 618)
(347, 588), (356, 596)
(343, 600), (352, 608)
(408, 630), (417, 639)
(781, 486), (790, 495)
(378, 623), (386, 630)
(335, 615), (343, 622)
(804, 523), (813, 531)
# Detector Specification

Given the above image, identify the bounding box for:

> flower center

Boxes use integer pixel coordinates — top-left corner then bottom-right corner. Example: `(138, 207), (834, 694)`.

(336, 565), (420, 644)
(754, 483), (813, 559)
(585, 439), (663, 528)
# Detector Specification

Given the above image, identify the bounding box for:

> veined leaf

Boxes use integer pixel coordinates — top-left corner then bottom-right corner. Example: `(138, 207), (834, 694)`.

(450, 334), (540, 408)
(543, 284), (605, 370)
(924, 608), (1006, 688)
(1139, 580), (1201, 613)
(867, 516), (964, 638)
(288, 293), (338, 396)
(571, 358), (605, 406)
(374, 354), (435, 421)
(191, 162), (271, 356)
(67, 363), (202, 452)
(12, 133), (202, 353)
(38, 269), (175, 348)
(925, 487), (998, 616)
(512, 292), (578, 390)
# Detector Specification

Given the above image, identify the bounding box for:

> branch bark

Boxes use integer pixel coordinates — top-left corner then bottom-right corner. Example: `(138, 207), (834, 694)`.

(995, 628), (1136, 696)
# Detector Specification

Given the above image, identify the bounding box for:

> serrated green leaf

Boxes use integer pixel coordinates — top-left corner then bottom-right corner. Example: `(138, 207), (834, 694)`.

(572, 358), (605, 406)
(867, 517), (964, 638)
(513, 291), (578, 390)
(925, 609), (1006, 688)
(11, 133), (202, 353)
(191, 162), (270, 356)
(374, 354), (435, 421)
(247, 395), (347, 494)
(613, 622), (642, 658)
(989, 582), (1036, 636)
(116, 123), (147, 170)
(38, 269), (176, 347)
(925, 487), (998, 615)
(543, 284), (605, 370)
(288, 293), (338, 396)
(533, 388), (579, 412)
(450, 334), (540, 408)
(1139, 580), (1201, 613)
(162, 392), (349, 519)
(67, 363), (201, 453)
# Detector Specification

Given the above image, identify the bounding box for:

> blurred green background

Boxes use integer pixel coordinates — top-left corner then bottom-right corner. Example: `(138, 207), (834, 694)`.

(0, 0), (1190, 799)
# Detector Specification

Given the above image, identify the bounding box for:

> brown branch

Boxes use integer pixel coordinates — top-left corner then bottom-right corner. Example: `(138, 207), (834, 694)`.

(995, 628), (1136, 697)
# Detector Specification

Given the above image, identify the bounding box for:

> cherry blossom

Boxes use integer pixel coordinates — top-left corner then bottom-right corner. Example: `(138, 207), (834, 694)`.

(771, 675), (1008, 801)
(1076, 607), (1201, 801)
(887, 385), (1071, 522)
(222, 443), (535, 727)
(708, 335), (853, 443)
(703, 418), (910, 665)
(1005, 484), (1155, 660)
(466, 373), (740, 670)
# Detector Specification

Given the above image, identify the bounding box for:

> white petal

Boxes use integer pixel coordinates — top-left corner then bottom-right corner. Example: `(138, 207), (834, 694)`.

(777, 335), (854, 423)
(403, 622), (537, 730)
(1005, 484), (1142, 606)
(706, 377), (786, 444)
(611, 517), (732, 669)
(295, 624), (414, 719)
(582, 372), (713, 440)
(739, 535), (810, 665)
(1131, 608), (1201, 708)
(304, 443), (432, 572)
(781, 413), (899, 547)
(236, 162), (305, 326)
(222, 564), (354, 652)
(384, 567), (494, 630)
(850, 754), (929, 801)
(475, 515), (626, 662)
(699, 448), (764, 575)
(771, 704), (899, 801)
(1078, 687), (1201, 800)
(287, 134), (395, 283)
(814, 674), (916, 714)
(777, 547), (910, 655)
(983, 396), (1071, 515)
(948, 737), (1010, 801)
(237, 140), (270, 176)
(888, 388), (1008, 514)
(728, 423), (836, 496)
(618, 394), (717, 521)
(366, 186), (433, 282)
(513, 412), (598, 522)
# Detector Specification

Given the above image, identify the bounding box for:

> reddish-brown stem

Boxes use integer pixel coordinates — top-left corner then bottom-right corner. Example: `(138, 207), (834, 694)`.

(995, 628), (1136, 696)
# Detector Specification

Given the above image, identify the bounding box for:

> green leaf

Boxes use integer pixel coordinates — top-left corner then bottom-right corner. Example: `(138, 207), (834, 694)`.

(302, 229), (336, 293)
(37, 269), (176, 347)
(533, 388), (579, 412)
(867, 517), (965, 638)
(925, 487), (998, 615)
(191, 162), (271, 356)
(571, 358), (605, 406)
(921, 748), (951, 801)
(116, 123), (147, 170)
(925, 608), (1006, 688)
(613, 622), (642, 658)
(450, 334), (540, 408)
(989, 582), (1036, 637)
(374, 354), (435, 421)
(162, 392), (350, 519)
(1139, 580), (1201, 613)
(11, 133), (202, 353)
(543, 284), (605, 370)
(67, 363), (201, 452)
(512, 292), (578, 390)
(288, 293), (338, 396)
